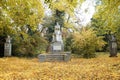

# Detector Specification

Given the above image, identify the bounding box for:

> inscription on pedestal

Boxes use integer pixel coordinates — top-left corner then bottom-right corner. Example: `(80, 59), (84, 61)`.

(53, 45), (62, 50)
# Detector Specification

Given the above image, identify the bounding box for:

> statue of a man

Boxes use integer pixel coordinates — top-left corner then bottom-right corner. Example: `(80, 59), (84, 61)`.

(107, 32), (117, 57)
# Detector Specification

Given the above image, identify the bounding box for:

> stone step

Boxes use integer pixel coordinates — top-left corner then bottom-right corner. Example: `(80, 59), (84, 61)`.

(38, 53), (71, 62)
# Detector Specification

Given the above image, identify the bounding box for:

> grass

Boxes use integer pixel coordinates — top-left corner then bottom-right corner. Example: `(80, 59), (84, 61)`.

(0, 53), (120, 80)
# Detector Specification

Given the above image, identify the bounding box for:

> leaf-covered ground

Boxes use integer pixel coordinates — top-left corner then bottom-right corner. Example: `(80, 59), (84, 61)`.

(0, 53), (120, 80)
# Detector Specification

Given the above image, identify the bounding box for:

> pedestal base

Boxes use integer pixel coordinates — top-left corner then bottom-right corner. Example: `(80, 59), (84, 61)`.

(38, 52), (71, 62)
(4, 43), (12, 57)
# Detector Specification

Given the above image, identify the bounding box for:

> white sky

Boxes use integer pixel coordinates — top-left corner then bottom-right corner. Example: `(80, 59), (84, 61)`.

(74, 0), (97, 26)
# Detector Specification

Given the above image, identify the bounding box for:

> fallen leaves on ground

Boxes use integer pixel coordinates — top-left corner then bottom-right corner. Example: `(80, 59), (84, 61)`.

(0, 53), (120, 80)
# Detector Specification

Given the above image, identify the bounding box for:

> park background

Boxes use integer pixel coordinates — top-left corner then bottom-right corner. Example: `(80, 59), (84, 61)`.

(0, 0), (120, 79)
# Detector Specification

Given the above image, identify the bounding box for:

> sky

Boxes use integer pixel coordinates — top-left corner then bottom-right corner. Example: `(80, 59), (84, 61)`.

(74, 0), (98, 26)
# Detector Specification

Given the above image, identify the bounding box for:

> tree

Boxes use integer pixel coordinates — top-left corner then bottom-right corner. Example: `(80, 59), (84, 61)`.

(0, 0), (47, 56)
(0, 0), (44, 36)
(91, 0), (120, 50)
(91, 0), (120, 35)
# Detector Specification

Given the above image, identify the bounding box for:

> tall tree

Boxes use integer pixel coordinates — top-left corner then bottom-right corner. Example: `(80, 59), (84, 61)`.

(0, 0), (47, 56)
(91, 0), (120, 35)
(91, 0), (120, 50)
(0, 0), (44, 36)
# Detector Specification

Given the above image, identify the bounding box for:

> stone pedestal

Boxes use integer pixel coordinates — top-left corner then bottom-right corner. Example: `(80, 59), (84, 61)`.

(38, 41), (71, 62)
(4, 35), (12, 57)
(109, 41), (117, 57)
(4, 43), (12, 57)
(38, 53), (71, 62)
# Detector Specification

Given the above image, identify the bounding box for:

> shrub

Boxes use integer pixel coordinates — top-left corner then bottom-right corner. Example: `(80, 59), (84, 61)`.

(116, 32), (120, 50)
(72, 28), (106, 58)
(12, 32), (48, 57)
(64, 35), (73, 51)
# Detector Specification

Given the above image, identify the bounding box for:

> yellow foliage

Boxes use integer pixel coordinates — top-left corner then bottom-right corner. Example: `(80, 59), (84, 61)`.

(0, 0), (44, 35)
(94, 0), (120, 32)
(72, 28), (106, 51)
(72, 28), (106, 58)
(0, 54), (120, 79)
(50, 0), (78, 16)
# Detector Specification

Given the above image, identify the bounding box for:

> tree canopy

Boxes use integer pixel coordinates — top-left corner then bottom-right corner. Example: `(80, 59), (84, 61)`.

(0, 0), (44, 36)
(91, 0), (120, 35)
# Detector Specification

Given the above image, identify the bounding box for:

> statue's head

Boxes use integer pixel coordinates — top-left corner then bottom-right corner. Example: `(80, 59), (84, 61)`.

(6, 35), (11, 43)
(55, 22), (60, 30)
(7, 35), (10, 38)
